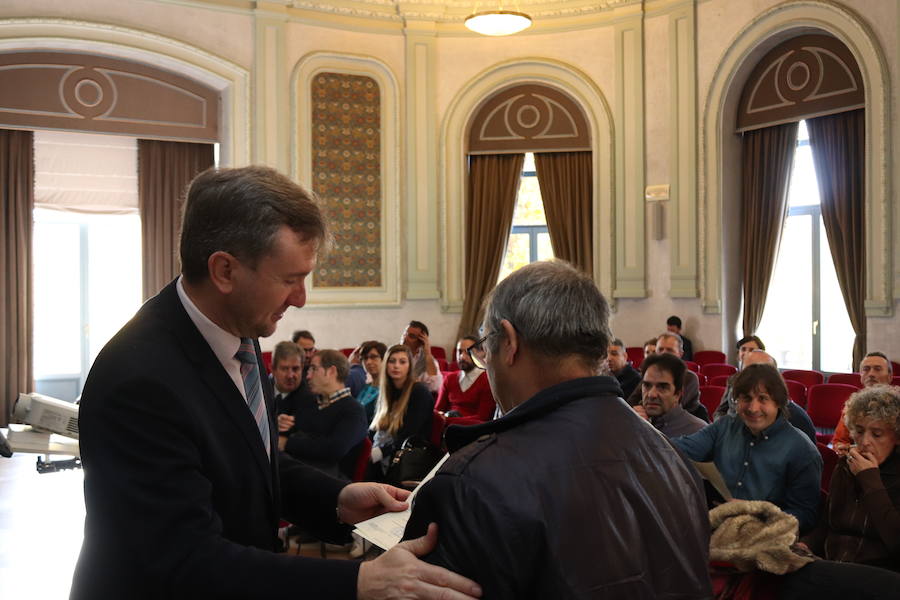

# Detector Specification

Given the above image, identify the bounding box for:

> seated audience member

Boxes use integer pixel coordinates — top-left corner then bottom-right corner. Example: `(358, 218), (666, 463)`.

(278, 349), (367, 478)
(674, 364), (822, 532)
(799, 385), (900, 571)
(434, 336), (495, 424)
(667, 315), (693, 361)
(832, 352), (894, 455)
(627, 332), (708, 422)
(368, 344), (435, 480)
(404, 261), (712, 599)
(735, 334), (765, 367)
(400, 320), (443, 393)
(292, 329), (316, 378)
(271, 340), (316, 420)
(350, 340), (386, 424)
(643, 337), (658, 360)
(634, 353), (706, 437)
(713, 349), (816, 444)
(607, 337), (642, 399)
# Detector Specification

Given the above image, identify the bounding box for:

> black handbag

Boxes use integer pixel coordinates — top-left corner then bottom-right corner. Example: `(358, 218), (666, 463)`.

(384, 437), (442, 486)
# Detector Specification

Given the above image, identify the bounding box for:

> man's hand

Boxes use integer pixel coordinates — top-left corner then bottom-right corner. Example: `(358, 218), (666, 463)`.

(847, 447), (878, 475)
(349, 345), (363, 365)
(277, 414), (295, 433)
(419, 332), (432, 356)
(337, 482), (410, 524)
(633, 405), (649, 421)
(358, 523), (482, 600)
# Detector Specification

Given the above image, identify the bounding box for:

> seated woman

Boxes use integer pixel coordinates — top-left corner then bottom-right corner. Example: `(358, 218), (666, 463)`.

(800, 384), (900, 571)
(351, 340), (387, 424)
(673, 363), (822, 533)
(367, 344), (434, 481)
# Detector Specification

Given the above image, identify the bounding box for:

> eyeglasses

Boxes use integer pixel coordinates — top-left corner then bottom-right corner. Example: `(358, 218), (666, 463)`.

(466, 333), (495, 370)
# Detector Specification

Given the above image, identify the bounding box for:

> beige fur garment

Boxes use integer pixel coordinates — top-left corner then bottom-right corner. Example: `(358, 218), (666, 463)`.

(709, 500), (814, 575)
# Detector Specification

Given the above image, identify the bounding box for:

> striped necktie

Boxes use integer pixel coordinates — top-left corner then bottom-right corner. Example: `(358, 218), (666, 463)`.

(235, 338), (271, 458)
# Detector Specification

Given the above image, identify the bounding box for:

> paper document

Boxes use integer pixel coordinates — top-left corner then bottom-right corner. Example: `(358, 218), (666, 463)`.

(354, 453), (449, 550)
(693, 461), (733, 501)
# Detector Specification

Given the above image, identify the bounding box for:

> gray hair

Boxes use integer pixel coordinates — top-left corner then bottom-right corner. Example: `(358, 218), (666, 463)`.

(481, 260), (611, 370)
(844, 384), (900, 436)
(657, 331), (683, 353)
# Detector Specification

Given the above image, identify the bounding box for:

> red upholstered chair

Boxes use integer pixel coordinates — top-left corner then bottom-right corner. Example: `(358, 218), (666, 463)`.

(430, 411), (448, 450)
(892, 361), (900, 375)
(684, 361), (701, 373)
(261, 351), (273, 374)
(430, 346), (447, 360)
(701, 363), (738, 379)
(785, 380), (807, 409)
(892, 376), (900, 387)
(827, 373), (863, 388)
(816, 442), (839, 493)
(339, 347), (354, 357)
(699, 386), (726, 418)
(350, 437), (373, 482)
(806, 383), (857, 445)
(693, 350), (727, 367)
(782, 369), (825, 388)
(437, 358), (449, 371)
(708, 374), (731, 388)
(626, 347), (645, 369)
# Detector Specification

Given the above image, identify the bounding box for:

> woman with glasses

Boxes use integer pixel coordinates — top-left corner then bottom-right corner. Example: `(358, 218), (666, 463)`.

(367, 344), (435, 480)
(350, 340), (387, 424)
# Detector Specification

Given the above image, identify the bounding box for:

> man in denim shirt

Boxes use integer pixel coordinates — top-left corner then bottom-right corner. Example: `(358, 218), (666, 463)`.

(673, 363), (822, 532)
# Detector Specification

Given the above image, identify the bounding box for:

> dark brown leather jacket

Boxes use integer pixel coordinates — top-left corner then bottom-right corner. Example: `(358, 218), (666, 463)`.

(404, 376), (713, 599)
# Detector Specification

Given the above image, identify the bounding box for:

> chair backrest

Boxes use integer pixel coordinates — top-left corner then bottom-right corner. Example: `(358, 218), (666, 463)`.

(816, 442), (840, 493)
(437, 357), (449, 371)
(261, 351), (273, 374)
(339, 347), (354, 357)
(785, 380), (807, 408)
(709, 374), (731, 388)
(782, 369), (825, 387)
(684, 361), (701, 373)
(693, 350), (727, 367)
(892, 375), (900, 387)
(701, 363), (738, 379)
(806, 383), (857, 430)
(626, 347), (645, 369)
(430, 410), (448, 449)
(699, 385), (726, 418)
(892, 361), (900, 375)
(430, 346), (447, 360)
(827, 373), (863, 387)
(339, 437), (373, 482)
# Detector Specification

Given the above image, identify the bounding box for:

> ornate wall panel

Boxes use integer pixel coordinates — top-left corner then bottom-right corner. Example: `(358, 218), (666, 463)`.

(737, 34), (864, 132)
(310, 71), (382, 288)
(468, 83), (590, 154)
(0, 51), (219, 141)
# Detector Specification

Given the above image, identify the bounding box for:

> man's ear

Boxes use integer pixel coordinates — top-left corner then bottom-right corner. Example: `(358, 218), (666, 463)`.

(208, 251), (239, 294)
(499, 319), (518, 366)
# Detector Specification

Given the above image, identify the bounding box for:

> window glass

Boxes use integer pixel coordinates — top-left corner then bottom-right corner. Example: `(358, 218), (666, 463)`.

(498, 153), (553, 281)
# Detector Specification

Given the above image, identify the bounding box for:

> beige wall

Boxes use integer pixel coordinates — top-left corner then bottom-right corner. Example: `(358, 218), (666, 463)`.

(2, 0), (898, 363)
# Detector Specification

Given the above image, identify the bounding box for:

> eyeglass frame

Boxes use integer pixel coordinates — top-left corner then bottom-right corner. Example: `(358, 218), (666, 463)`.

(466, 331), (501, 370)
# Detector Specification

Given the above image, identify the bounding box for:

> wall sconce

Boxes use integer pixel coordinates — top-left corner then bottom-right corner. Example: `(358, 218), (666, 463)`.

(645, 184), (670, 241)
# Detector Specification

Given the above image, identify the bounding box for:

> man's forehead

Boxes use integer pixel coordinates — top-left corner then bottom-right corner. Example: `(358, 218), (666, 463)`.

(643, 365), (674, 383)
(861, 357), (888, 369)
(458, 339), (474, 350)
(405, 326), (421, 335)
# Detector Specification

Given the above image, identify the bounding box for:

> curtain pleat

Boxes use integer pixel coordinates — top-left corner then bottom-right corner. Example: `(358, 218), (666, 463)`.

(740, 122), (798, 337)
(457, 153), (525, 338)
(534, 151), (593, 274)
(807, 109), (866, 367)
(0, 129), (34, 426)
(138, 140), (214, 300)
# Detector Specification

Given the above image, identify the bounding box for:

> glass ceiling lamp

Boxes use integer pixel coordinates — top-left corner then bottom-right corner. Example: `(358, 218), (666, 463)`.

(464, 3), (533, 36)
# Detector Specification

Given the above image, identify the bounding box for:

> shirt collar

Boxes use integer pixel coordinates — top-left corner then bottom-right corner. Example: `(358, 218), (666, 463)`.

(318, 387), (352, 410)
(176, 276), (242, 367)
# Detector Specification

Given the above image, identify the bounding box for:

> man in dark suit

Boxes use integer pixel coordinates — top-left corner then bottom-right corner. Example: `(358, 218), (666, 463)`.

(70, 166), (481, 600)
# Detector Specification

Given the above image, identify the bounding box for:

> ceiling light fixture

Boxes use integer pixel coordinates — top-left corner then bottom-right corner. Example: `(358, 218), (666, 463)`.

(464, 7), (533, 37)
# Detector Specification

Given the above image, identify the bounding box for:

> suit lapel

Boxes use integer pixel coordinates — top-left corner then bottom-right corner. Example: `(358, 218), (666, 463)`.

(155, 281), (275, 500)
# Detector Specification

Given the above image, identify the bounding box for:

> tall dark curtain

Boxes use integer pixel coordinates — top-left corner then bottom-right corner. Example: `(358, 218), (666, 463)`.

(807, 109), (866, 367)
(457, 153), (525, 338)
(740, 121), (798, 337)
(138, 140), (214, 300)
(0, 129), (33, 426)
(534, 151), (593, 274)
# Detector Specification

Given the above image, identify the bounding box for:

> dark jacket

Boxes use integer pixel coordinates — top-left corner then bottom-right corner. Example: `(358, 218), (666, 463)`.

(404, 376), (712, 599)
(614, 363), (642, 399)
(802, 450), (900, 571)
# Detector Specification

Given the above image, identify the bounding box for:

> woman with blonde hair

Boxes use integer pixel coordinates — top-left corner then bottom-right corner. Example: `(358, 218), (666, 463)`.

(367, 344), (434, 480)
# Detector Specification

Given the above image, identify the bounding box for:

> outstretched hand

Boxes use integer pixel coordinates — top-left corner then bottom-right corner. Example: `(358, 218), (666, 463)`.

(337, 482), (410, 525)
(358, 523), (482, 600)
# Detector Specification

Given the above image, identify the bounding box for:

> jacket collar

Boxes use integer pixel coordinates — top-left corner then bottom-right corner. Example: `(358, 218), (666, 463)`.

(445, 375), (621, 452)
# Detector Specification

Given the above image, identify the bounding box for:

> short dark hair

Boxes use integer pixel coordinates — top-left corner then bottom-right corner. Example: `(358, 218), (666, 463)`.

(315, 349), (350, 383)
(862, 351), (892, 374)
(292, 330), (315, 344)
(460, 335), (479, 345)
(273, 341), (302, 369)
(736, 335), (766, 352)
(180, 166), (327, 283)
(407, 320), (429, 336)
(643, 337), (659, 348)
(360, 340), (387, 359)
(732, 364), (789, 419)
(666, 315), (682, 328)
(640, 352), (686, 395)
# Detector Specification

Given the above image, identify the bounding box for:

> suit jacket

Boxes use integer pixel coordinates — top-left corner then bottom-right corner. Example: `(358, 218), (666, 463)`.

(70, 280), (358, 600)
